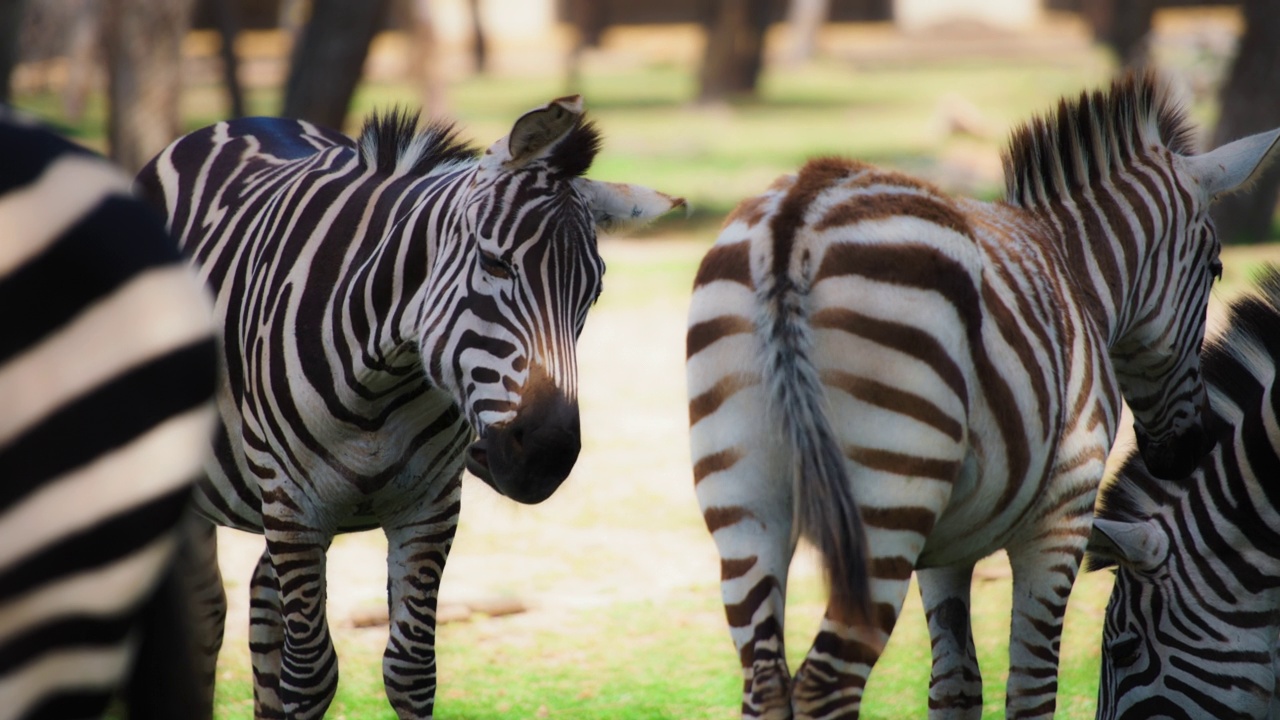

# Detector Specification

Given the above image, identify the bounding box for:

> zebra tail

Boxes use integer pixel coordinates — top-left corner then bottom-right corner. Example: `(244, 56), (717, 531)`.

(758, 274), (874, 628)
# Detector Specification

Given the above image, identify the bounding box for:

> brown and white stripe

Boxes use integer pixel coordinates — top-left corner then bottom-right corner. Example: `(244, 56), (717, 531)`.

(687, 71), (1279, 719)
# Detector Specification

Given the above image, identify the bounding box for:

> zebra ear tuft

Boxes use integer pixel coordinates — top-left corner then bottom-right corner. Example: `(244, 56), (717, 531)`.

(573, 178), (687, 234)
(503, 95), (584, 169)
(1088, 518), (1169, 572)
(1185, 126), (1280, 199)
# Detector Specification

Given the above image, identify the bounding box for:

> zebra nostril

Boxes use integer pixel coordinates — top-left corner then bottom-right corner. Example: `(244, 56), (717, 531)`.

(510, 424), (525, 453)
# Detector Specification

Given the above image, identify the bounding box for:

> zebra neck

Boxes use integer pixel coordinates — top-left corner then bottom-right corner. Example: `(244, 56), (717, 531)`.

(337, 167), (471, 393)
(1034, 193), (1150, 348)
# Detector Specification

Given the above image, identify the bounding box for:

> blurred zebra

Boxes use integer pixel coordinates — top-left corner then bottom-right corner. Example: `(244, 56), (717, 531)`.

(685, 71), (1280, 719)
(0, 113), (217, 719)
(1088, 266), (1280, 720)
(137, 96), (682, 719)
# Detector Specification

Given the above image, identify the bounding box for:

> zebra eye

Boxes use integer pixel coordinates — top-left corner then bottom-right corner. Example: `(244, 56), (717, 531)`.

(479, 250), (513, 280)
(1209, 259), (1223, 282)
(1107, 632), (1143, 668)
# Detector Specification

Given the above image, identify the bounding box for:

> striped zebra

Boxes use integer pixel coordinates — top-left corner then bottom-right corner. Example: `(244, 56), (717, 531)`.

(0, 113), (217, 719)
(1087, 266), (1280, 720)
(137, 95), (682, 719)
(686, 71), (1280, 719)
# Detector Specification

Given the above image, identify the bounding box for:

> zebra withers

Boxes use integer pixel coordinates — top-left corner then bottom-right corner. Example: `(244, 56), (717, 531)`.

(1087, 267), (1280, 720)
(686, 72), (1280, 719)
(138, 96), (683, 719)
(0, 115), (218, 719)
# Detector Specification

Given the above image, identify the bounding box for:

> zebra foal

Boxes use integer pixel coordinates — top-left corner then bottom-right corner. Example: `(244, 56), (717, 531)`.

(686, 71), (1280, 719)
(0, 113), (218, 719)
(138, 96), (682, 719)
(1087, 266), (1280, 720)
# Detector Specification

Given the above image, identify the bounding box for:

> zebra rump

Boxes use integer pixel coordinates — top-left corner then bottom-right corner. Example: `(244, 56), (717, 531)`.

(1088, 266), (1280, 720)
(0, 113), (217, 720)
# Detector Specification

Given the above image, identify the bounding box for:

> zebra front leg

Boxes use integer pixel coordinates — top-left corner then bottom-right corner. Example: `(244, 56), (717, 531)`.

(1004, 545), (1082, 719)
(917, 564), (982, 719)
(249, 547), (284, 718)
(258, 532), (338, 720)
(382, 489), (460, 720)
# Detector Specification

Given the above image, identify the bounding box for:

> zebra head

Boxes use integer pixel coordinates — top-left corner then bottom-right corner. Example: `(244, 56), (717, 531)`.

(1114, 124), (1280, 480)
(422, 96), (683, 504)
(1088, 515), (1278, 720)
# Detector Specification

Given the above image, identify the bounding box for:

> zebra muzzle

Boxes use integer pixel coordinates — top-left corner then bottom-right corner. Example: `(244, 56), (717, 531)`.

(464, 379), (581, 505)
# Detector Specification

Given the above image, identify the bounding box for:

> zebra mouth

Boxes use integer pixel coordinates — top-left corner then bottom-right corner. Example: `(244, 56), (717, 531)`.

(466, 440), (496, 485)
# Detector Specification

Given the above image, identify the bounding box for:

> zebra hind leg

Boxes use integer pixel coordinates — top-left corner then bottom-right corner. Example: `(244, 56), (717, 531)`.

(1004, 545), (1081, 719)
(917, 564), (982, 719)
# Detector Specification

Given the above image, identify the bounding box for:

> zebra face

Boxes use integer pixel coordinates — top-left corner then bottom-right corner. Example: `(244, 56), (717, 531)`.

(421, 96), (683, 504)
(1100, 558), (1277, 719)
(1110, 218), (1217, 482)
(1092, 515), (1278, 719)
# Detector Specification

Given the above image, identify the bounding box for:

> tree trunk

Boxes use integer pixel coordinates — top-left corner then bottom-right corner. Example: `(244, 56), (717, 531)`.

(468, 0), (487, 74)
(1211, 0), (1280, 243)
(786, 0), (828, 64)
(698, 0), (772, 103)
(282, 0), (391, 130)
(212, 0), (244, 118)
(410, 0), (446, 116)
(0, 0), (26, 103)
(1080, 0), (1155, 71)
(102, 0), (195, 174)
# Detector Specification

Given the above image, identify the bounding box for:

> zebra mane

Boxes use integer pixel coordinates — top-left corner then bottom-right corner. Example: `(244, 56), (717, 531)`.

(357, 107), (479, 176)
(1090, 264), (1280, 569)
(1003, 70), (1195, 208)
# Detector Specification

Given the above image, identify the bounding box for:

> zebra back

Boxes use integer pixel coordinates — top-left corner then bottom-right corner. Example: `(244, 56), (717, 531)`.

(1088, 266), (1280, 720)
(0, 114), (217, 720)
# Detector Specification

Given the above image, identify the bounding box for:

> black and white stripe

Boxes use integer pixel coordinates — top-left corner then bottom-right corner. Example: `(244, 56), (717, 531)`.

(686, 72), (1280, 719)
(1088, 266), (1280, 720)
(0, 113), (217, 720)
(137, 96), (681, 719)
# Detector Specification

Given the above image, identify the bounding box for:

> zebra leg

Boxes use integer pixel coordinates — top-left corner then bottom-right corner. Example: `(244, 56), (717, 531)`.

(180, 514), (227, 705)
(917, 564), (981, 719)
(1003, 546), (1080, 719)
(790, 563), (912, 720)
(381, 482), (461, 720)
(253, 534), (339, 720)
(249, 547), (285, 718)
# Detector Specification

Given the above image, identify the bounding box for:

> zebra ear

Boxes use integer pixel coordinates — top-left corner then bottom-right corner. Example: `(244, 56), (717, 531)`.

(1185, 126), (1280, 199)
(498, 95), (584, 169)
(573, 178), (687, 234)
(1088, 518), (1170, 572)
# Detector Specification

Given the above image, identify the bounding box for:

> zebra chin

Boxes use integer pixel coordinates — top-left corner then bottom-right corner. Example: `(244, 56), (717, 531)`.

(463, 385), (582, 505)
(1135, 421), (1214, 481)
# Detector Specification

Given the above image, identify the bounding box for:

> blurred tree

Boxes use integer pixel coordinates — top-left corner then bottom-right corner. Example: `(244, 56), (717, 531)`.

(282, 0), (391, 130)
(1080, 0), (1155, 70)
(212, 0), (245, 118)
(786, 0), (828, 64)
(409, 0), (446, 116)
(468, 0), (486, 74)
(698, 0), (772, 103)
(102, 0), (195, 173)
(0, 0), (24, 102)
(565, 0), (606, 90)
(1211, 0), (1280, 243)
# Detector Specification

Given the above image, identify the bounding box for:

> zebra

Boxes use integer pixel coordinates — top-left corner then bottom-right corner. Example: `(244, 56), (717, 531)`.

(1087, 266), (1280, 720)
(136, 95), (683, 719)
(685, 71), (1280, 719)
(0, 112), (218, 719)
